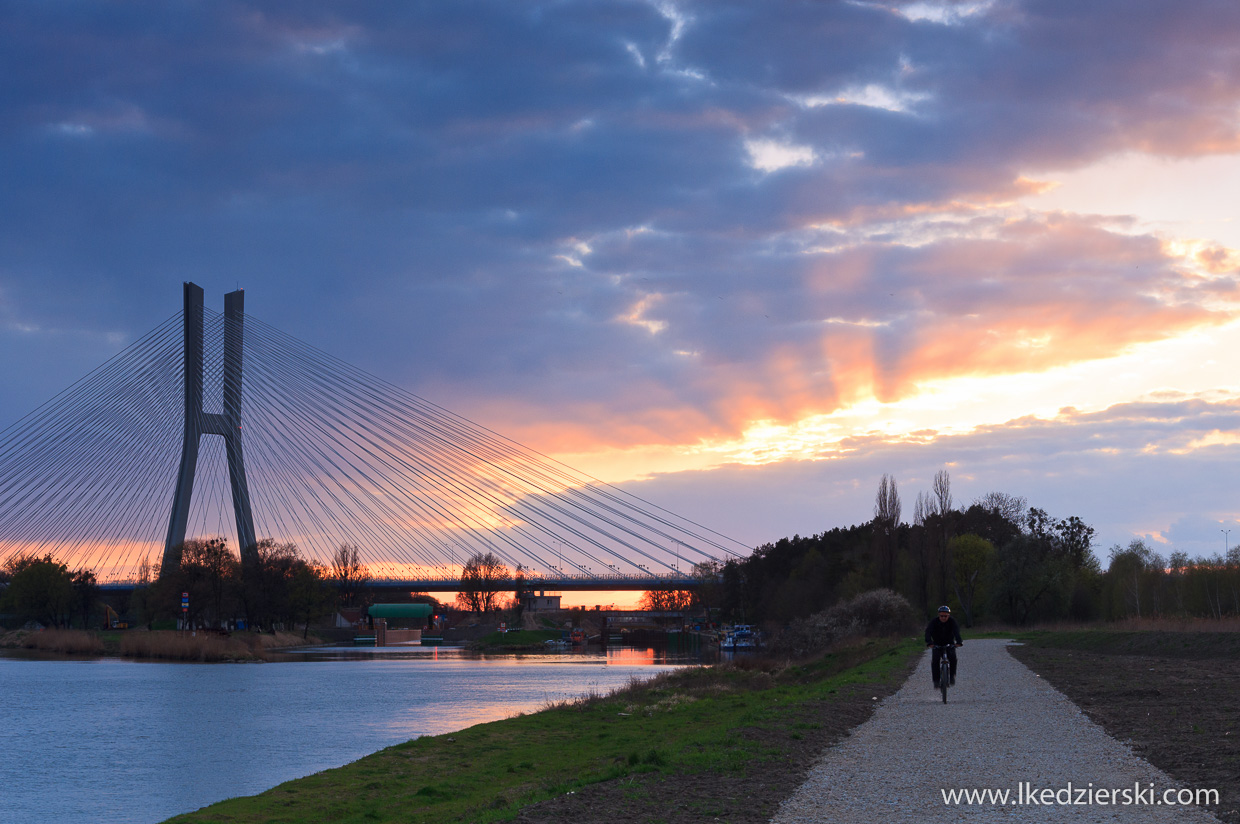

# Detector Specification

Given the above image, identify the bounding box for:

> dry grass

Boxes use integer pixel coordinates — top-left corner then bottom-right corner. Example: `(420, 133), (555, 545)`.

(118, 629), (320, 661)
(18, 629), (104, 655)
(0, 629), (30, 647)
(249, 630), (320, 648)
(120, 631), (268, 662)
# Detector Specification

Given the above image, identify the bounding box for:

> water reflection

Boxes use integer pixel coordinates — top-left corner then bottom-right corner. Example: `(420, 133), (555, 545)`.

(0, 647), (694, 824)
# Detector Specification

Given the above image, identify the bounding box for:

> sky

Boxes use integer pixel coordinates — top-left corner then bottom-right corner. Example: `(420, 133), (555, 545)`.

(3, 0), (1240, 571)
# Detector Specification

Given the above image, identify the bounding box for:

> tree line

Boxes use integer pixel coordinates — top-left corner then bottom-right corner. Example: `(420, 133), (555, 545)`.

(1, 541), (375, 634)
(712, 470), (1240, 628)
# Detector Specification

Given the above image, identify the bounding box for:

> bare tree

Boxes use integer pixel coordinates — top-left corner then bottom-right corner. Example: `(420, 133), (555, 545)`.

(459, 552), (508, 613)
(912, 491), (931, 612)
(932, 469), (952, 518)
(874, 473), (901, 526)
(639, 589), (694, 610)
(873, 474), (901, 588)
(931, 469), (954, 603)
(330, 543), (371, 608)
(974, 491), (1028, 524)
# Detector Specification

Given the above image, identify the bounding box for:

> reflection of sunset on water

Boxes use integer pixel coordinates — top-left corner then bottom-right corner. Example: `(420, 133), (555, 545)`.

(606, 647), (659, 666)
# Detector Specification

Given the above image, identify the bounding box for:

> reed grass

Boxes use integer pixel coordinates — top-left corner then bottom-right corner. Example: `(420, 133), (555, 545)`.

(19, 629), (105, 655)
(120, 631), (267, 662)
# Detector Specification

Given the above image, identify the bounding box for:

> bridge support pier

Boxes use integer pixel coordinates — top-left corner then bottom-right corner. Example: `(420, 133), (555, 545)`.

(162, 282), (257, 573)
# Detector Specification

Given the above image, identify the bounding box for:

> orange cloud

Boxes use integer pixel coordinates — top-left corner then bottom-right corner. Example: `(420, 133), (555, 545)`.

(480, 213), (1233, 461)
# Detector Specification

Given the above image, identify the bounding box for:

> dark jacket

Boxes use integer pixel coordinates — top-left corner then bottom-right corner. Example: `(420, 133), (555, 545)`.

(925, 616), (962, 646)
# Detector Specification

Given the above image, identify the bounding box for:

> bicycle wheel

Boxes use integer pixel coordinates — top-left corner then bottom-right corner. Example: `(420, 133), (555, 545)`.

(940, 656), (949, 703)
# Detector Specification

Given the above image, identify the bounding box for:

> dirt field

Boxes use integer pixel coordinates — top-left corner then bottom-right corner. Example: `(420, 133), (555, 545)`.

(1008, 633), (1240, 823)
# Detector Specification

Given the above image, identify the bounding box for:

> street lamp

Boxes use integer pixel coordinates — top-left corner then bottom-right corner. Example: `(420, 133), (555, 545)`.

(1223, 529), (1232, 555)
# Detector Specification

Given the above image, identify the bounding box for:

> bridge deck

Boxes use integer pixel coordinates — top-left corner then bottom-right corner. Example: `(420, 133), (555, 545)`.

(100, 575), (701, 593)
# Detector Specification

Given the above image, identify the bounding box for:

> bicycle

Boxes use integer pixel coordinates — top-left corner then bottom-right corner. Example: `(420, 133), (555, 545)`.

(931, 643), (961, 703)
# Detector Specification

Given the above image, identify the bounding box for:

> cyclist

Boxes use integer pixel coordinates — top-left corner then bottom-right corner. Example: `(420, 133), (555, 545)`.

(925, 605), (963, 688)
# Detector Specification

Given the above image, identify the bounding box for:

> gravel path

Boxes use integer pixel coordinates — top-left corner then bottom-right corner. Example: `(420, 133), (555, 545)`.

(773, 639), (1222, 823)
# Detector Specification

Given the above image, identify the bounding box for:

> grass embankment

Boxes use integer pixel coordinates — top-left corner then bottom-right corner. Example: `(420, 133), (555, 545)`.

(0, 628), (314, 661)
(470, 629), (563, 650)
(164, 636), (922, 824)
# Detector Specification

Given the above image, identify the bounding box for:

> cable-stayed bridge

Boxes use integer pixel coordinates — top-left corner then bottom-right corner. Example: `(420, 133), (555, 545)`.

(0, 284), (746, 591)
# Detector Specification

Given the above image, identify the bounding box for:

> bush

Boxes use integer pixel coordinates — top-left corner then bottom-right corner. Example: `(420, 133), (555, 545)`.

(769, 588), (917, 659)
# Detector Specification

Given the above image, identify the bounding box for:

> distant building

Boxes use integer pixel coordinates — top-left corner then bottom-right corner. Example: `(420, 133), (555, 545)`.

(335, 607), (365, 628)
(523, 593), (561, 612)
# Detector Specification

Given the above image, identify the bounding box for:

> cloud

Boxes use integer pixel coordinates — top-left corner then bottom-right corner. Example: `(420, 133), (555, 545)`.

(2, 0), (1240, 499)
(619, 395), (1240, 559)
(744, 138), (816, 172)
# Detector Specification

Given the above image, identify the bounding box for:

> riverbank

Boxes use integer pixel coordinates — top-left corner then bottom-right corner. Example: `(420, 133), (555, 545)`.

(163, 636), (922, 823)
(468, 629), (564, 651)
(0, 628), (317, 661)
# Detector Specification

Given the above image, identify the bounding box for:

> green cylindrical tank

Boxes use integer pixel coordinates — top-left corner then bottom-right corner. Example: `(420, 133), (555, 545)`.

(367, 603), (433, 619)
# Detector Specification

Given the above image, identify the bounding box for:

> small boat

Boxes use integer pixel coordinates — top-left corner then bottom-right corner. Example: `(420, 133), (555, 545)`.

(721, 624), (759, 651)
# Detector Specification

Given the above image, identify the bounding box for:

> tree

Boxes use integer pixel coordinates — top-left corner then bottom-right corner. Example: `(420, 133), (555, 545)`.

(71, 569), (100, 630)
(973, 491), (1027, 525)
(1, 555), (76, 627)
(288, 561), (332, 638)
(182, 538), (238, 628)
(873, 474), (901, 588)
(991, 511), (1098, 624)
(911, 492), (932, 613)
(932, 469), (953, 519)
(1104, 539), (1160, 618)
(990, 534), (1068, 625)
(959, 498), (1023, 551)
(689, 560), (724, 613)
(330, 543), (371, 608)
(239, 539), (303, 630)
(458, 552), (508, 613)
(639, 589), (693, 611)
(930, 469), (954, 604)
(948, 534), (994, 627)
(150, 538), (239, 628)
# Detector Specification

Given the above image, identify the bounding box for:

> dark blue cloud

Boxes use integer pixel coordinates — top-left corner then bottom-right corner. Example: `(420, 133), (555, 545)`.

(2, 0), (1239, 436)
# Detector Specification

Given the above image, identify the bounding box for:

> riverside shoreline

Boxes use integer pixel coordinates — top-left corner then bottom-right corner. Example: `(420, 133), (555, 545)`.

(161, 636), (923, 824)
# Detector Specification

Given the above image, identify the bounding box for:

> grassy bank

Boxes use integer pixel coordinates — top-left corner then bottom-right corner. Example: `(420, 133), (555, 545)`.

(469, 629), (563, 650)
(164, 636), (922, 824)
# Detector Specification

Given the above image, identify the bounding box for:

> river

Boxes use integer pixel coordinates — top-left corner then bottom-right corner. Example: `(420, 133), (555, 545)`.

(0, 646), (694, 824)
